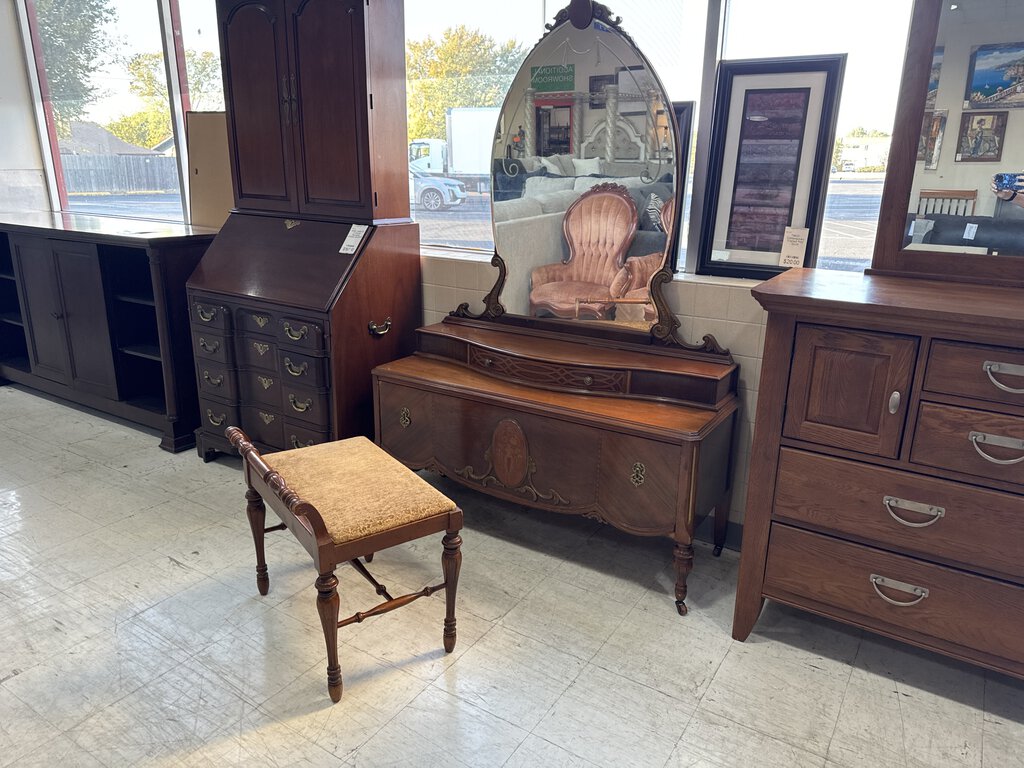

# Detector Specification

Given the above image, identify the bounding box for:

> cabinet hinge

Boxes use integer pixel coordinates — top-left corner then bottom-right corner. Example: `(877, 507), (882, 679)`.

(369, 93), (373, 109)
(374, 192), (378, 208)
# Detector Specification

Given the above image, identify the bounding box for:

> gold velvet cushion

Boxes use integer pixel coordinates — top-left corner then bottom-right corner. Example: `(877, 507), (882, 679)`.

(264, 437), (456, 545)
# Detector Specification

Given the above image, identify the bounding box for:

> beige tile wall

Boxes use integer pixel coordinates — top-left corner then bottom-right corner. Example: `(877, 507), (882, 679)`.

(419, 255), (767, 527)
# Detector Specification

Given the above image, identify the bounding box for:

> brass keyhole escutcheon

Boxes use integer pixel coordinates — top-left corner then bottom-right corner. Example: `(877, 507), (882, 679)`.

(630, 462), (646, 487)
(258, 376), (274, 390)
(253, 342), (270, 356)
(399, 407), (411, 428)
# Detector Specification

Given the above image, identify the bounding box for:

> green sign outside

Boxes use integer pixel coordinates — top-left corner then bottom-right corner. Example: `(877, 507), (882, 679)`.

(530, 64), (575, 93)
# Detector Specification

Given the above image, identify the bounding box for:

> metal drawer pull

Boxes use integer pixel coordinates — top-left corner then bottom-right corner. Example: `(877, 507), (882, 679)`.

(289, 394), (313, 413)
(630, 462), (646, 487)
(253, 342), (270, 356)
(283, 357), (308, 377)
(290, 435), (315, 449)
(257, 376), (274, 390)
(259, 411), (275, 425)
(283, 322), (308, 341)
(399, 407), (411, 428)
(367, 317), (391, 336)
(252, 314), (269, 328)
(206, 409), (225, 427)
(983, 361), (1024, 395)
(203, 371), (224, 386)
(887, 391), (901, 415)
(196, 305), (216, 322)
(870, 574), (929, 606)
(198, 337), (219, 353)
(883, 496), (945, 528)
(969, 431), (1024, 465)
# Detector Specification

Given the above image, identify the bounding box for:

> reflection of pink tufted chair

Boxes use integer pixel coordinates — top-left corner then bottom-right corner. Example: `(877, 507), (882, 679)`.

(621, 196), (673, 322)
(529, 183), (638, 320)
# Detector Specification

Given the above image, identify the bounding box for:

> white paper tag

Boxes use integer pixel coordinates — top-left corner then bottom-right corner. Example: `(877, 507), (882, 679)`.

(963, 222), (978, 241)
(711, 249), (730, 262)
(339, 224), (369, 254)
(778, 227), (809, 268)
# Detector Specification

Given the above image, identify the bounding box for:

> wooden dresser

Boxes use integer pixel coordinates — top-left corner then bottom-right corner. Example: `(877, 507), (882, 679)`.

(0, 212), (214, 451)
(374, 318), (738, 614)
(733, 269), (1024, 678)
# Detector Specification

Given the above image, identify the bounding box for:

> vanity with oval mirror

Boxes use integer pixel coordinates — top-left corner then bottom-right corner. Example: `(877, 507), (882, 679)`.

(733, 0), (1024, 677)
(373, 0), (739, 615)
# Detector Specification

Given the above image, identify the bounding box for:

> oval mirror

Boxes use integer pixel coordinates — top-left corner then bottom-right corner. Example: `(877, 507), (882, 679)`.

(484, 0), (678, 331)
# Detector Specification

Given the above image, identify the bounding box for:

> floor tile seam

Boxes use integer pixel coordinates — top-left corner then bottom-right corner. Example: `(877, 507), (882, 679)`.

(499, 733), (598, 768)
(682, 705), (830, 765)
(821, 642), (861, 766)
(423, 676), (538, 738)
(189, 643), (324, 710)
(543, 569), (650, 611)
(14, 736), (112, 768)
(660, 708), (699, 768)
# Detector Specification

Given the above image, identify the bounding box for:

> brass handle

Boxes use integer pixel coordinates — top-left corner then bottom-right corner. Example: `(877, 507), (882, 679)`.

(887, 391), (901, 415)
(251, 314), (269, 329)
(983, 361), (1024, 395)
(259, 411), (275, 425)
(196, 305), (216, 322)
(198, 337), (219, 354)
(582, 375), (594, 386)
(290, 435), (315, 449)
(206, 409), (225, 427)
(481, 357), (493, 367)
(203, 370), (224, 387)
(257, 375), (274, 390)
(630, 462), (646, 487)
(283, 357), (309, 377)
(870, 574), (929, 607)
(883, 496), (945, 528)
(283, 322), (308, 341)
(969, 431), (1024, 465)
(252, 342), (270, 356)
(399, 407), (411, 428)
(368, 317), (392, 336)
(289, 393), (313, 413)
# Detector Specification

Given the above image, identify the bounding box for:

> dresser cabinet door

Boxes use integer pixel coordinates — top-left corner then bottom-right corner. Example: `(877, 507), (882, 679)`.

(784, 325), (917, 458)
(12, 237), (69, 385)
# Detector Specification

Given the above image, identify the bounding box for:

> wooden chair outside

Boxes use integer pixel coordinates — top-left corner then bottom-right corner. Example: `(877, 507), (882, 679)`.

(227, 427), (463, 702)
(917, 188), (978, 216)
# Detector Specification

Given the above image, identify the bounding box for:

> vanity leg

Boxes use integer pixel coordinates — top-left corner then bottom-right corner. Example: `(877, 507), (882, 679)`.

(713, 487), (732, 557)
(673, 542), (694, 616)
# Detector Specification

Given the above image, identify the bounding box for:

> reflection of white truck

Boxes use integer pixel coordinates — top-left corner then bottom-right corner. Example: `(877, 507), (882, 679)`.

(409, 107), (498, 187)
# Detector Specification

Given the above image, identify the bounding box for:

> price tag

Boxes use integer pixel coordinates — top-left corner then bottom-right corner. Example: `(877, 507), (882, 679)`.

(963, 222), (978, 241)
(778, 227), (809, 268)
(339, 224), (369, 254)
(711, 249), (730, 262)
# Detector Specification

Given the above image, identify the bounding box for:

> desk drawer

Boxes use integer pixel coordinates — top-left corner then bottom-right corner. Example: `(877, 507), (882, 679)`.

(198, 396), (240, 433)
(911, 402), (1024, 487)
(197, 361), (238, 401)
(239, 368), (281, 407)
(191, 298), (231, 330)
(237, 336), (278, 370)
(775, 448), (1024, 583)
(241, 406), (284, 448)
(466, 345), (627, 394)
(191, 329), (232, 365)
(279, 349), (328, 388)
(925, 340), (1024, 408)
(764, 524), (1024, 667)
(281, 383), (328, 427)
(283, 420), (330, 450)
(277, 316), (324, 352)
(236, 306), (275, 337)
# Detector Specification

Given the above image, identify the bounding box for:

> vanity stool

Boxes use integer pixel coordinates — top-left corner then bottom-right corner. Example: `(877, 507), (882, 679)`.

(226, 427), (463, 702)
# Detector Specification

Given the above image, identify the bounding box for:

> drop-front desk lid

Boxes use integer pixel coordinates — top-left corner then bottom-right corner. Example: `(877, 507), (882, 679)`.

(186, 212), (369, 312)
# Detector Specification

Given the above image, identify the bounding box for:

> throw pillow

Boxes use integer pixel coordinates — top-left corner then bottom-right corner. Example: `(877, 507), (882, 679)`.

(572, 157), (602, 175)
(539, 156), (564, 175)
(643, 192), (665, 231)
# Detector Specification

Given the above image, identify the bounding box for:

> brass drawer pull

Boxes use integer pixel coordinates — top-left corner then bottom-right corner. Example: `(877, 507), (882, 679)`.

(283, 322), (308, 341)
(870, 574), (929, 606)
(259, 411), (275, 425)
(252, 314), (269, 328)
(198, 337), (219, 354)
(202, 370), (224, 386)
(883, 496), (945, 528)
(290, 435), (315, 449)
(368, 317), (392, 336)
(399, 407), (411, 428)
(283, 357), (308, 377)
(206, 409), (226, 427)
(257, 375), (274, 390)
(289, 394), (313, 413)
(253, 342), (270, 356)
(583, 375), (594, 386)
(983, 361), (1024, 395)
(630, 462), (646, 487)
(969, 431), (1024, 465)
(196, 305), (216, 322)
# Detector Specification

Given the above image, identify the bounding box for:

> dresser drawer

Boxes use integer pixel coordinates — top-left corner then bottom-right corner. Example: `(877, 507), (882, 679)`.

(197, 361), (238, 401)
(241, 406), (284, 448)
(236, 306), (275, 336)
(281, 383), (329, 426)
(277, 316), (324, 352)
(237, 336), (278, 370)
(376, 381), (437, 467)
(279, 349), (328, 388)
(191, 298), (231, 330)
(911, 402), (1024, 487)
(775, 448), (1024, 582)
(925, 340), (1024, 408)
(597, 434), (682, 534)
(467, 345), (627, 394)
(239, 368), (282, 407)
(764, 524), (1024, 668)
(191, 329), (232, 365)
(198, 397), (240, 433)
(283, 420), (330, 450)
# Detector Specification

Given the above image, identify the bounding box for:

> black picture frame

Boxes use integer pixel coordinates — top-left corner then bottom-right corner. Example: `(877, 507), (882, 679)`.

(697, 54), (846, 280)
(588, 74), (616, 109)
(671, 101), (695, 180)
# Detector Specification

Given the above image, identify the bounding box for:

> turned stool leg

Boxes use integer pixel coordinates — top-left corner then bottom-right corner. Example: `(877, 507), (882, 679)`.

(245, 488), (270, 596)
(315, 571), (343, 703)
(442, 530), (462, 653)
(673, 542), (694, 616)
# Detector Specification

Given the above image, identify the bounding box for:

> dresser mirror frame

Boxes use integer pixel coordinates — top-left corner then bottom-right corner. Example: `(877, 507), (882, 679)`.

(449, 0), (730, 362)
(871, 0), (1024, 287)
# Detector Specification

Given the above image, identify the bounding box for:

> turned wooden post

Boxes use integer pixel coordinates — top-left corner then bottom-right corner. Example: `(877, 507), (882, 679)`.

(673, 542), (694, 616)
(316, 571), (342, 702)
(442, 530), (462, 653)
(245, 488), (270, 596)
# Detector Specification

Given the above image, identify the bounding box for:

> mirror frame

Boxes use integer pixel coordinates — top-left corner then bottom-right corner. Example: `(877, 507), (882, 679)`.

(450, 0), (730, 361)
(871, 0), (1024, 287)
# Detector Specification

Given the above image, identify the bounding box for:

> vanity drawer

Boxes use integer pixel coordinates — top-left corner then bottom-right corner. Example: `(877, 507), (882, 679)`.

(237, 336), (278, 370)
(197, 361), (238, 401)
(241, 406), (284, 448)
(281, 382), (329, 426)
(239, 368), (282, 407)
(198, 397), (240, 433)
(467, 345), (627, 394)
(911, 402), (1024, 487)
(376, 380), (437, 467)
(191, 329), (232, 365)
(236, 306), (275, 336)
(279, 349), (328, 388)
(597, 433), (682, 534)
(283, 420), (330, 450)
(774, 448), (1024, 582)
(925, 340), (1024, 408)
(764, 524), (1024, 668)
(277, 316), (324, 352)
(191, 298), (231, 330)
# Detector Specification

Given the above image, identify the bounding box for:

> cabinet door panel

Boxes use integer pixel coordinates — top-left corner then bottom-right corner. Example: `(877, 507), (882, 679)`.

(54, 242), (118, 399)
(287, 0), (371, 218)
(219, 0), (296, 211)
(11, 237), (69, 385)
(783, 325), (917, 458)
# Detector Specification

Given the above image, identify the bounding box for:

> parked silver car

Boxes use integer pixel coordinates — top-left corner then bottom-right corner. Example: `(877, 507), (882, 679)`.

(409, 169), (467, 211)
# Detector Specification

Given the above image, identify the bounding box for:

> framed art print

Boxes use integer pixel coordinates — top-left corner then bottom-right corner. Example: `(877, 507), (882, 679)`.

(919, 109), (947, 170)
(964, 42), (1024, 109)
(697, 54), (846, 279)
(588, 74), (616, 109)
(925, 46), (943, 109)
(955, 110), (1008, 162)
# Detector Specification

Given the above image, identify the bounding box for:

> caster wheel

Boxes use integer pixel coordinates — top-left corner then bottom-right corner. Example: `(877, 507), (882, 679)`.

(713, 545), (723, 557)
(675, 600), (688, 616)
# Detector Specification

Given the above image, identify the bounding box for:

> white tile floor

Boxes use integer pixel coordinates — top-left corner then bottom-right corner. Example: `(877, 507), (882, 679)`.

(1, 384), (1023, 768)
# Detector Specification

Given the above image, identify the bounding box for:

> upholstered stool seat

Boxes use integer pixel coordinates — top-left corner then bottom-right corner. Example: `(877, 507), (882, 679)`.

(227, 428), (463, 703)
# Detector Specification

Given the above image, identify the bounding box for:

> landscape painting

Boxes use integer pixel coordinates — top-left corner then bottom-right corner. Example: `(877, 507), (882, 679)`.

(965, 42), (1024, 109)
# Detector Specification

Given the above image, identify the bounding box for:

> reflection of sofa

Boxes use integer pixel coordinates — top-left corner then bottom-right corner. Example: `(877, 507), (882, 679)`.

(907, 213), (1024, 253)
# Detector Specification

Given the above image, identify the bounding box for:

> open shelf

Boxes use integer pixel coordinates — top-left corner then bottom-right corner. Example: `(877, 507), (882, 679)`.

(0, 272), (14, 281)
(119, 343), (162, 361)
(115, 292), (157, 307)
(0, 311), (23, 327)
(124, 393), (166, 414)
